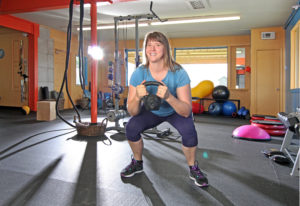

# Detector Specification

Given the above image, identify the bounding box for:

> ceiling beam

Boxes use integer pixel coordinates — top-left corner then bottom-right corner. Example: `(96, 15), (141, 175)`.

(0, 0), (72, 14)
(0, 0), (138, 14)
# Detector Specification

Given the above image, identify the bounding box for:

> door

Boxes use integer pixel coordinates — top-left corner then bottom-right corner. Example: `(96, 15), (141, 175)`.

(0, 32), (28, 107)
(254, 49), (281, 115)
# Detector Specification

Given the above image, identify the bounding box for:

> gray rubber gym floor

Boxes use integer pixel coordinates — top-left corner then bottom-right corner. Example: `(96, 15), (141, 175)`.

(0, 107), (299, 206)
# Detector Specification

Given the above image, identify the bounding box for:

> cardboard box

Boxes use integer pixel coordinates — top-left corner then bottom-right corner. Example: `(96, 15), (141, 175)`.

(37, 101), (56, 121)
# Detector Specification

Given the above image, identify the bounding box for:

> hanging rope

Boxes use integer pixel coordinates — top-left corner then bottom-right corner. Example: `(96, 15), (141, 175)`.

(56, 0), (85, 127)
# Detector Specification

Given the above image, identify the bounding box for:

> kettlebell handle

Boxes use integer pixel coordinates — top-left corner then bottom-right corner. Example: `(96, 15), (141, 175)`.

(142, 81), (163, 111)
(143, 81), (163, 87)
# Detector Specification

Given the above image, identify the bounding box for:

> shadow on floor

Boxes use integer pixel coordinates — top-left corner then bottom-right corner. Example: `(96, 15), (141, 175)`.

(0, 130), (76, 161)
(71, 137), (98, 206)
(121, 173), (166, 206)
(3, 155), (64, 206)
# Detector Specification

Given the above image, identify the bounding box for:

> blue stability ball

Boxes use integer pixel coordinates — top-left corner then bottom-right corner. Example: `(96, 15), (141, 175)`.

(222, 101), (237, 116)
(208, 102), (223, 115)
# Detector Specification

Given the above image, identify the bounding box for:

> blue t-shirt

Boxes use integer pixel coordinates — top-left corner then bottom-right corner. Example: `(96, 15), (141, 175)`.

(130, 65), (190, 117)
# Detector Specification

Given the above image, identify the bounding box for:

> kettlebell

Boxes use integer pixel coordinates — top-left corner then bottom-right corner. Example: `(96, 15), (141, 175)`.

(143, 81), (163, 111)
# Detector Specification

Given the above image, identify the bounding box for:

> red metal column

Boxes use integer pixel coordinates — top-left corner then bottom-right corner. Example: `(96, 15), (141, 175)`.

(90, 2), (98, 123)
(28, 24), (40, 111)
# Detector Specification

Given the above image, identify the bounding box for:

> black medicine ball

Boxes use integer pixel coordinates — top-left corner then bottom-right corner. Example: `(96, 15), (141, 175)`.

(212, 85), (230, 102)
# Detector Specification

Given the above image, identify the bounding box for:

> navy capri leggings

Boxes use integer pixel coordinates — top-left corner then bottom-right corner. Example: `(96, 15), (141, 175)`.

(126, 108), (198, 147)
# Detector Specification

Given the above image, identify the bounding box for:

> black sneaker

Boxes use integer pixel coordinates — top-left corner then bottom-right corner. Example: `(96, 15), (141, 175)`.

(120, 156), (143, 177)
(189, 161), (209, 187)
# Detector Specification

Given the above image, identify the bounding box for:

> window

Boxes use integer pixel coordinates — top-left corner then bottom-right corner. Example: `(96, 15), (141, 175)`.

(125, 47), (228, 89)
(126, 49), (142, 86)
(76, 56), (88, 86)
(174, 47), (228, 88)
(235, 48), (246, 89)
(291, 20), (300, 89)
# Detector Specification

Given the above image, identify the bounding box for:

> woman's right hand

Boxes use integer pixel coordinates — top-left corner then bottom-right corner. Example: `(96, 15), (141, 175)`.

(136, 80), (148, 100)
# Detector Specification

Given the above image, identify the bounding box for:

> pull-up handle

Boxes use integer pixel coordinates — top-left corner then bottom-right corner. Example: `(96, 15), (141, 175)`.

(150, 1), (168, 22)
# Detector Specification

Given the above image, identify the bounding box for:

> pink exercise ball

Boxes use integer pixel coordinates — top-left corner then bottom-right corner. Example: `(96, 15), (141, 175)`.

(232, 125), (271, 141)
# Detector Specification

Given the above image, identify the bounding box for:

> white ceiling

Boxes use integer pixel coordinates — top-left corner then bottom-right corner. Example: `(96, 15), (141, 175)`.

(12, 0), (299, 42)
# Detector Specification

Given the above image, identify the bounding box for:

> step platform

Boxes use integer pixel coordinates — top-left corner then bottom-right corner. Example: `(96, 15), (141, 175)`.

(251, 120), (286, 136)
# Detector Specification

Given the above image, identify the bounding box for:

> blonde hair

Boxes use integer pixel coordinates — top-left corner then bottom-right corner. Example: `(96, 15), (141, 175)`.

(142, 31), (181, 72)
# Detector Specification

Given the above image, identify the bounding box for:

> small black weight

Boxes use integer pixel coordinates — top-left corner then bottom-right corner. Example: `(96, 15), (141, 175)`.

(270, 154), (290, 165)
(261, 149), (285, 158)
(143, 81), (163, 111)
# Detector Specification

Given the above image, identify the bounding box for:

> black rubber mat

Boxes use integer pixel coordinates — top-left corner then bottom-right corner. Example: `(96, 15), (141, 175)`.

(0, 108), (298, 206)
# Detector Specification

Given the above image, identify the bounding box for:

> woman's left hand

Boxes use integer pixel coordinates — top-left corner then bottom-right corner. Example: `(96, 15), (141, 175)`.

(156, 82), (170, 100)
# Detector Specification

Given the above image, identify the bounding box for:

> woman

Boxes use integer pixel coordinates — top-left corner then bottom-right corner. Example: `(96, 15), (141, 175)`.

(121, 31), (208, 187)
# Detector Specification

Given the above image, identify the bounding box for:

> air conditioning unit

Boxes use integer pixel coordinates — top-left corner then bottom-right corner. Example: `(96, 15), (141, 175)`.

(186, 0), (209, 10)
(261, 32), (276, 40)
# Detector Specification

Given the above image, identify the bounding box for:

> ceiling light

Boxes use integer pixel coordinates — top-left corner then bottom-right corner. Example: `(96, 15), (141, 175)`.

(84, 1), (112, 8)
(151, 15), (240, 26)
(88, 46), (103, 60)
(78, 15), (240, 31)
